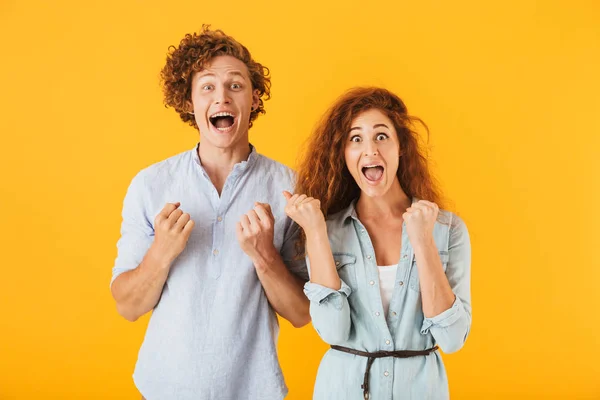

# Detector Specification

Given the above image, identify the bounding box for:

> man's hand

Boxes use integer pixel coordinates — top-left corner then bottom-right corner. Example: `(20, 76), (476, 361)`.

(236, 202), (278, 268)
(151, 202), (195, 266)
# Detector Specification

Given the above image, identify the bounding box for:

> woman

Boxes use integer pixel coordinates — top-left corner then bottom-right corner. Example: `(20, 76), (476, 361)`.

(283, 87), (471, 399)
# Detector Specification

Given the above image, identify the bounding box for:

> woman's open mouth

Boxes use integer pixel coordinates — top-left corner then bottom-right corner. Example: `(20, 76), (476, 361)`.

(361, 164), (385, 183)
(209, 111), (236, 133)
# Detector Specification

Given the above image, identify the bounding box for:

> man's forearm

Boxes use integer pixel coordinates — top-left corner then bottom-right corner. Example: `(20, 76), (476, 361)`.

(254, 250), (310, 328)
(111, 247), (171, 322)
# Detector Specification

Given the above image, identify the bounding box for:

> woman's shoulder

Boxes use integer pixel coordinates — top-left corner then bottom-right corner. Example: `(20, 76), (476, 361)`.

(437, 209), (467, 228)
(436, 209), (470, 248)
(325, 205), (355, 227)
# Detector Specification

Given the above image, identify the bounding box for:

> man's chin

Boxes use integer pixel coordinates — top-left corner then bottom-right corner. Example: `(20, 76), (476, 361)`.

(200, 130), (248, 151)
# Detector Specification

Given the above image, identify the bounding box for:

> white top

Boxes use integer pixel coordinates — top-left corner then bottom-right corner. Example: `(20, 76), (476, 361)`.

(377, 264), (399, 316)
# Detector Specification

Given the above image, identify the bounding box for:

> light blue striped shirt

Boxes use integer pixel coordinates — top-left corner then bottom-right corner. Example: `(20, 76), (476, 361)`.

(112, 144), (308, 400)
(304, 201), (471, 400)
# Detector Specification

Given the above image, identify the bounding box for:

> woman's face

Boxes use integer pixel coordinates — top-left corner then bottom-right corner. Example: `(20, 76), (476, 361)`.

(344, 108), (401, 198)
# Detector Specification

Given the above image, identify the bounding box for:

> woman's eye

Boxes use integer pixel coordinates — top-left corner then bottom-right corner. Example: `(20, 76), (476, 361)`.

(376, 133), (388, 141)
(350, 136), (362, 143)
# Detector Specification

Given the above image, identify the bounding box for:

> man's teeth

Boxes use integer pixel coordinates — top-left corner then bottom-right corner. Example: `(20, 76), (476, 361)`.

(211, 112), (234, 118)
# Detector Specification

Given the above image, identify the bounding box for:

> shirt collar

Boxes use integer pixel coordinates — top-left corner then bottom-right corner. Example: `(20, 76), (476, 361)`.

(192, 142), (259, 176)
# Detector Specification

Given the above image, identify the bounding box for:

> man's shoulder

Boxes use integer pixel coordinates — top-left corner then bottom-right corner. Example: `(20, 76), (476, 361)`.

(253, 152), (295, 180)
(129, 148), (194, 190)
(139, 148), (193, 177)
(254, 152), (293, 171)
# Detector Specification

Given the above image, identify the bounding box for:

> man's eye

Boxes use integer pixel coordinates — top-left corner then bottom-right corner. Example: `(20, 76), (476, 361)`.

(231, 83), (241, 89)
(202, 84), (214, 90)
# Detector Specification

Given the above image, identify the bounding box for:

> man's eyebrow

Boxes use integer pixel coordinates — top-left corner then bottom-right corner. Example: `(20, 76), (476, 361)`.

(196, 71), (247, 80)
(226, 71), (248, 80)
(196, 71), (216, 79)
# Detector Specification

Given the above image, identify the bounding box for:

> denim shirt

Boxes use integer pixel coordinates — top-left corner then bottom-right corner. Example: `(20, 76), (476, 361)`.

(304, 201), (472, 400)
(111, 144), (308, 400)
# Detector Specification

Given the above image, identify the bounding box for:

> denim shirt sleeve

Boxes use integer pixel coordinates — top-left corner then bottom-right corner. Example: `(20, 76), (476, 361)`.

(303, 256), (353, 344)
(110, 172), (154, 287)
(420, 214), (472, 353)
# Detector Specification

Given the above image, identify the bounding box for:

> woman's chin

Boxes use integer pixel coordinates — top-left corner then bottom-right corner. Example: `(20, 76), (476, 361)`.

(358, 177), (390, 198)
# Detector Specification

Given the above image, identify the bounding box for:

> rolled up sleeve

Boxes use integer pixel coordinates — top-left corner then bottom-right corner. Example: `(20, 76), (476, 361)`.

(304, 280), (352, 306)
(110, 172), (154, 287)
(303, 257), (353, 344)
(421, 215), (472, 353)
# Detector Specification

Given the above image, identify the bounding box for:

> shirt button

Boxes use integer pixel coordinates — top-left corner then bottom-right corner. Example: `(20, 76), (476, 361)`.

(213, 249), (219, 256)
(385, 340), (391, 345)
(335, 261), (340, 266)
(367, 255), (372, 260)
(375, 311), (380, 316)
(217, 216), (223, 222)
(369, 280), (375, 286)
(392, 311), (397, 316)
(361, 229), (365, 233)
(384, 371), (389, 377)
(403, 254), (408, 259)
(399, 281), (404, 286)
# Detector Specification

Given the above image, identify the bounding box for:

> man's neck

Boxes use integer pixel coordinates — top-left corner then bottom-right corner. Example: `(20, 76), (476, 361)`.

(198, 139), (251, 195)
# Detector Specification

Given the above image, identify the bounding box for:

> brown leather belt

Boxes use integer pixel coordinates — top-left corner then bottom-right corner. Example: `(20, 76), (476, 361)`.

(330, 345), (439, 399)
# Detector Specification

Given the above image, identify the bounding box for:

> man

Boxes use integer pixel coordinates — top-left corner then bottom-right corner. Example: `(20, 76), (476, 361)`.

(110, 26), (310, 400)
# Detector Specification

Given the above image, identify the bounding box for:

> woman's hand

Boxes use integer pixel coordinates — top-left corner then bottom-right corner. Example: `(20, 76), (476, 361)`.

(403, 200), (439, 248)
(283, 191), (326, 234)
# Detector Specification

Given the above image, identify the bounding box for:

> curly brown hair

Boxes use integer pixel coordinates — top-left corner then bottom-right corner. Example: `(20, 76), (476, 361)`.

(160, 25), (271, 129)
(295, 87), (444, 220)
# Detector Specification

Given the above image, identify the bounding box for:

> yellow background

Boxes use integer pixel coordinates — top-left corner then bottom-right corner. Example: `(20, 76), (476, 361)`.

(1, 0), (599, 398)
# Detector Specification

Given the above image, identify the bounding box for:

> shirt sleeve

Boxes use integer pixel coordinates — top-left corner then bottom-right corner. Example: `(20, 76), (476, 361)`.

(280, 220), (309, 281)
(110, 172), (154, 287)
(420, 214), (472, 353)
(304, 280), (352, 306)
(303, 256), (353, 345)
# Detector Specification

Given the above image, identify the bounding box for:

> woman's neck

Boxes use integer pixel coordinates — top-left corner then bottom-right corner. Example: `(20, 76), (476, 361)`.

(356, 179), (412, 221)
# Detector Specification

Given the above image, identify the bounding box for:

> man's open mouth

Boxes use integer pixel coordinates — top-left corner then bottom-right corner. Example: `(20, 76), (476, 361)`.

(209, 112), (236, 132)
(362, 164), (384, 182)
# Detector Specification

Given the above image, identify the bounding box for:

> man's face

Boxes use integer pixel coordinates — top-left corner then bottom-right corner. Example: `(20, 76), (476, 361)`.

(190, 55), (259, 150)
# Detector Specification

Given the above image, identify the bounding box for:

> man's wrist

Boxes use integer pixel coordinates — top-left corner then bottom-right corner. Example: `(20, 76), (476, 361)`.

(145, 245), (174, 271)
(252, 246), (280, 273)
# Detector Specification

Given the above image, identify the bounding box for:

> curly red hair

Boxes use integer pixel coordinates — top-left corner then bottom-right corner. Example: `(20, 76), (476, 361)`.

(160, 25), (271, 129)
(295, 87), (444, 219)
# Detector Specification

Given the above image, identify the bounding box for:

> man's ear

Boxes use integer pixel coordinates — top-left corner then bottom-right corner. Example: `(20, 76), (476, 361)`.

(251, 89), (260, 111)
(185, 100), (194, 114)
